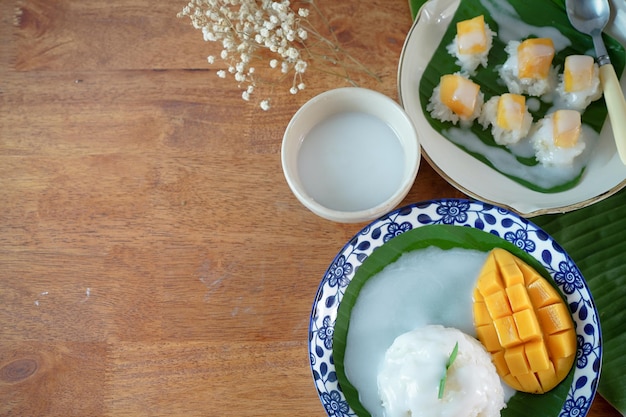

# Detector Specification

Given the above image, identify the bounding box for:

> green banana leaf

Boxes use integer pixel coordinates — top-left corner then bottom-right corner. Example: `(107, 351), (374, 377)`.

(534, 189), (626, 414)
(406, 0), (626, 413)
(412, 0), (625, 193)
(333, 224), (574, 417)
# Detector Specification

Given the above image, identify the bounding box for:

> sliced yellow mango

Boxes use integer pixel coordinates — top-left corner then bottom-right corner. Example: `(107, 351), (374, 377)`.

(473, 299), (492, 326)
(525, 340), (551, 371)
(494, 315), (522, 347)
(564, 55), (595, 92)
(527, 277), (563, 307)
(457, 15), (488, 54)
(553, 109), (581, 148)
(439, 74), (481, 118)
(513, 308), (541, 342)
(506, 283), (532, 312)
(517, 38), (555, 80)
(485, 290), (513, 319)
(473, 248), (576, 394)
(496, 94), (526, 131)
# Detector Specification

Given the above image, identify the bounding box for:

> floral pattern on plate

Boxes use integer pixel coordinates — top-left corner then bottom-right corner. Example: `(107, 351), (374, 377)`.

(309, 199), (600, 417)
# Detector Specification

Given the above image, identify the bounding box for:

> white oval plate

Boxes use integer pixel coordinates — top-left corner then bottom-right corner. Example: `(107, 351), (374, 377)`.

(397, 0), (626, 217)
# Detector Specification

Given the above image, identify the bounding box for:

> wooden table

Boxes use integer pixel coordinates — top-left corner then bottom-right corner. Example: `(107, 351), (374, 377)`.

(0, 0), (621, 415)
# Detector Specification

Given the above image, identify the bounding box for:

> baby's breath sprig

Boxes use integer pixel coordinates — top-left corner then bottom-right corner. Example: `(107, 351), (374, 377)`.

(177, 0), (379, 110)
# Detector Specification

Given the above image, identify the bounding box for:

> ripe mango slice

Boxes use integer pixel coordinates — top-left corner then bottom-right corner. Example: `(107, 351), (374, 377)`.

(439, 74), (481, 118)
(473, 248), (576, 393)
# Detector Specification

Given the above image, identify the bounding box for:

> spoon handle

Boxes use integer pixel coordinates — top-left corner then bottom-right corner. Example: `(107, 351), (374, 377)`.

(599, 64), (626, 165)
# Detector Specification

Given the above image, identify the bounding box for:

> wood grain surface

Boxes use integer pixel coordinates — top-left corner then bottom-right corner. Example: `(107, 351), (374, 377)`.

(0, 0), (621, 415)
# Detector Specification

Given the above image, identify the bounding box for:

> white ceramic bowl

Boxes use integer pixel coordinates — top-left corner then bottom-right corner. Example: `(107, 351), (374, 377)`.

(281, 87), (420, 223)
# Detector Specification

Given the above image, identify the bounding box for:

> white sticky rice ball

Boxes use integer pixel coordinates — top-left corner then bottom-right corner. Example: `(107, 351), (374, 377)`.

(446, 22), (496, 75)
(427, 73), (484, 127)
(377, 325), (506, 417)
(554, 57), (602, 111)
(499, 41), (558, 97)
(530, 112), (586, 166)
(479, 95), (533, 146)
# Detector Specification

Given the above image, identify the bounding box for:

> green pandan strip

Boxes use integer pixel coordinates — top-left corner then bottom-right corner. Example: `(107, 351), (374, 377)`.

(438, 341), (459, 399)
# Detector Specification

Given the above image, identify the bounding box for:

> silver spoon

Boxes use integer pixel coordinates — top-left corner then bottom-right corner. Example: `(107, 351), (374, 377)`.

(566, 0), (626, 165)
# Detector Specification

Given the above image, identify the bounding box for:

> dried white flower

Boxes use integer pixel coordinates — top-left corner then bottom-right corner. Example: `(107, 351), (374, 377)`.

(294, 60), (307, 73)
(285, 47), (298, 61)
(178, 0), (378, 110)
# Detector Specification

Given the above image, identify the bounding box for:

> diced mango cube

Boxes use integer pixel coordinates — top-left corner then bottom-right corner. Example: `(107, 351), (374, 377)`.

(473, 300), (491, 326)
(513, 308), (542, 341)
(515, 372), (542, 393)
(564, 55), (595, 92)
(516, 258), (541, 285)
(494, 316), (521, 348)
(491, 350), (510, 376)
(496, 94), (526, 131)
(525, 340), (551, 372)
(506, 283), (532, 312)
(537, 303), (574, 335)
(485, 290), (512, 319)
(457, 15), (488, 54)
(504, 345), (529, 376)
(547, 329), (577, 358)
(476, 323), (502, 352)
(536, 361), (558, 392)
(527, 278), (562, 308)
(553, 109), (581, 148)
(439, 74), (481, 118)
(555, 355), (575, 380)
(473, 287), (484, 302)
(518, 38), (555, 79)
(477, 273), (504, 297)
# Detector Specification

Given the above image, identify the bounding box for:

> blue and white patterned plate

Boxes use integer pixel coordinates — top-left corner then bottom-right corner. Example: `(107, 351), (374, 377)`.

(308, 199), (601, 417)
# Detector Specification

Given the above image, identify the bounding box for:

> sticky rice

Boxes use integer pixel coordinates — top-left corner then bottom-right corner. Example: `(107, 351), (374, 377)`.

(378, 325), (506, 417)
(499, 39), (557, 97)
(530, 109), (586, 166)
(428, 73), (484, 126)
(479, 94), (533, 146)
(555, 55), (602, 110)
(446, 15), (496, 75)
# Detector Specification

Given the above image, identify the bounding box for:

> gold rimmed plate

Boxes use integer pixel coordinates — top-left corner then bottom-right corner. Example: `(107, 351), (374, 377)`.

(398, 0), (626, 217)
